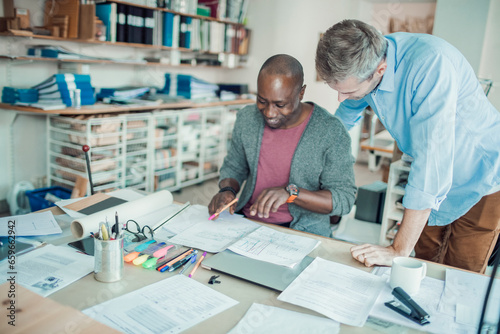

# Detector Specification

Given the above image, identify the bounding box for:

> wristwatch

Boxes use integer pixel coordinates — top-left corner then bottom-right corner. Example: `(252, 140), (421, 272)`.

(285, 184), (299, 203)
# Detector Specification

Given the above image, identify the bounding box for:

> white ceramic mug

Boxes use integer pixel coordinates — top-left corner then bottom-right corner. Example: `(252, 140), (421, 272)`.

(390, 257), (427, 296)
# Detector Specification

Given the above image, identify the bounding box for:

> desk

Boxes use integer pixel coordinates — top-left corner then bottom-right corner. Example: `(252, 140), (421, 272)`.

(360, 130), (395, 172)
(9, 207), (468, 333)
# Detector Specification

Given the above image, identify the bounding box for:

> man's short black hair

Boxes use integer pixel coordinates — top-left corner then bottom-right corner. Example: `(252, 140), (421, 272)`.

(259, 54), (304, 92)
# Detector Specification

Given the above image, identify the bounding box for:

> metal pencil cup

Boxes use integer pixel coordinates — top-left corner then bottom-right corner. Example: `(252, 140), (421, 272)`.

(94, 237), (124, 283)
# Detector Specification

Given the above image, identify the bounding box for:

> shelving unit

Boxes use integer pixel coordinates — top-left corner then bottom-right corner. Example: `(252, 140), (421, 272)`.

(46, 102), (251, 195)
(0, 0), (253, 204)
(378, 159), (411, 246)
(0, 55), (244, 69)
(0, 0), (250, 69)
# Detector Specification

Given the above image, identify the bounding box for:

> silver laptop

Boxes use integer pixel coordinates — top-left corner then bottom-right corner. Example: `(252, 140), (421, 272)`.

(202, 250), (314, 291)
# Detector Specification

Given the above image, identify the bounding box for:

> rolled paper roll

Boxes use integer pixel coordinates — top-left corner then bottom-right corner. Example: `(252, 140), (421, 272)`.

(70, 190), (173, 239)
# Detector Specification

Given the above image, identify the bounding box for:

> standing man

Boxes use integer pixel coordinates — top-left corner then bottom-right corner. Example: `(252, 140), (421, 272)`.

(316, 19), (500, 273)
(208, 54), (356, 237)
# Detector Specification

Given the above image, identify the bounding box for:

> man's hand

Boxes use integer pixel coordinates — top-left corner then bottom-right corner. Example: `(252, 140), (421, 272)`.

(249, 187), (289, 218)
(351, 208), (432, 267)
(208, 191), (237, 219)
(350, 244), (409, 267)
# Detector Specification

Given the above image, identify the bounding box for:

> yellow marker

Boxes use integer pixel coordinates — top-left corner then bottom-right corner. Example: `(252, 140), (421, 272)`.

(133, 254), (150, 265)
(100, 223), (109, 240)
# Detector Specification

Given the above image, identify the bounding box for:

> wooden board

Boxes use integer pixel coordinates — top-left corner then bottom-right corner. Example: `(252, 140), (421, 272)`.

(0, 283), (120, 333)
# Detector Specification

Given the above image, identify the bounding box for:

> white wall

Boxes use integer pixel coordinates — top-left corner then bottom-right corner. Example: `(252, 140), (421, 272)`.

(359, 1), (436, 34)
(223, 0), (361, 114)
(433, 0), (490, 73)
(479, 0), (500, 108)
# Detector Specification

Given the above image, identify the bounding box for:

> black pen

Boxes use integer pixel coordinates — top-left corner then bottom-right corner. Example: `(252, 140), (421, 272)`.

(168, 252), (197, 272)
(156, 248), (192, 270)
(113, 211), (119, 235)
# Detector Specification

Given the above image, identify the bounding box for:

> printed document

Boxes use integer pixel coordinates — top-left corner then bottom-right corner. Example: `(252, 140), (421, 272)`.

(370, 267), (477, 334)
(0, 211), (62, 236)
(228, 303), (340, 334)
(439, 268), (499, 330)
(158, 204), (212, 237)
(228, 226), (320, 268)
(83, 275), (238, 334)
(0, 244), (93, 297)
(277, 257), (385, 327)
(167, 211), (259, 253)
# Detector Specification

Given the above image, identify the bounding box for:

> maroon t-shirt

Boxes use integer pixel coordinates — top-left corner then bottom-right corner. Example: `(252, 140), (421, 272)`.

(242, 109), (313, 223)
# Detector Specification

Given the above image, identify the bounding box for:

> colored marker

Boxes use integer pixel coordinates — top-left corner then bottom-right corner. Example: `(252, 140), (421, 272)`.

(157, 248), (194, 272)
(209, 198), (238, 220)
(168, 251), (197, 272)
(179, 253), (197, 275)
(189, 251), (207, 278)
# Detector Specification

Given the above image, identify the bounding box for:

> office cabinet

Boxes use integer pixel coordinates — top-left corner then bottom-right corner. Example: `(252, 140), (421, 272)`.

(47, 104), (249, 195)
(378, 159), (411, 245)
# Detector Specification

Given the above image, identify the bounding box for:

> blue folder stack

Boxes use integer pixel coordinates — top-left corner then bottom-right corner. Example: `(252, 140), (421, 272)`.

(175, 74), (219, 100)
(31, 74), (96, 107)
(1, 87), (38, 104)
(96, 86), (151, 101)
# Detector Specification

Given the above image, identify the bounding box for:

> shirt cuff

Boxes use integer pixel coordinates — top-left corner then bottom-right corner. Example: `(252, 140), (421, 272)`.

(402, 184), (446, 211)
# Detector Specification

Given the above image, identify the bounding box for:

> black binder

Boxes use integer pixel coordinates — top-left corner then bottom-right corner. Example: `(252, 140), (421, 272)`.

(116, 3), (127, 43)
(179, 15), (189, 48)
(143, 8), (154, 45)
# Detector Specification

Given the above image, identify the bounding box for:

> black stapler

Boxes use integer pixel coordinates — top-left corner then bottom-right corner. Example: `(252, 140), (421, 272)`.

(384, 287), (430, 325)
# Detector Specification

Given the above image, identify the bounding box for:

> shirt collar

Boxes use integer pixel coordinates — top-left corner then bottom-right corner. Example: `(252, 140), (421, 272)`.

(375, 37), (395, 93)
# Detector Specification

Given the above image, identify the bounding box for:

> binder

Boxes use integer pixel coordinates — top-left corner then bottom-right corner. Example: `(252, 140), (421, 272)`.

(127, 6), (144, 44)
(143, 8), (154, 45)
(172, 14), (181, 48)
(134, 7), (145, 44)
(95, 3), (117, 42)
(116, 3), (127, 43)
(179, 16), (192, 48)
(162, 12), (175, 47)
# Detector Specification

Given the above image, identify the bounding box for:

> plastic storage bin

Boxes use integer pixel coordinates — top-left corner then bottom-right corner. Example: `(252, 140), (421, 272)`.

(25, 186), (72, 212)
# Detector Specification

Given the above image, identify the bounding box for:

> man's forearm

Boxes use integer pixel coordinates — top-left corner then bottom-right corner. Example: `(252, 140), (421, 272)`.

(392, 208), (432, 256)
(293, 189), (333, 214)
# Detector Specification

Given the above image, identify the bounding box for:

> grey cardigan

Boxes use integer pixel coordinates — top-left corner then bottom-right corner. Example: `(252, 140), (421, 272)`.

(219, 103), (356, 237)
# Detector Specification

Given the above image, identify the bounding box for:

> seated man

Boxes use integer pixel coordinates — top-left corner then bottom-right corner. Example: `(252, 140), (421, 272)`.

(208, 54), (356, 237)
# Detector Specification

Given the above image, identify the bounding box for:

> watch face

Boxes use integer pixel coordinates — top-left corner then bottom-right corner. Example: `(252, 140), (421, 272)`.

(287, 184), (298, 196)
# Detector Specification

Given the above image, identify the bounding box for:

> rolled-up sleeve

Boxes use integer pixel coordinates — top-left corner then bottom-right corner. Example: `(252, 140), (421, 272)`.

(402, 55), (457, 211)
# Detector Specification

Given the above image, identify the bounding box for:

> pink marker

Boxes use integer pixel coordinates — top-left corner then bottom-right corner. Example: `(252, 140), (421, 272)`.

(209, 198), (238, 220)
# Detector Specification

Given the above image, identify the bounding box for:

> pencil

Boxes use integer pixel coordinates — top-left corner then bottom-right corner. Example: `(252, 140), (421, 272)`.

(188, 251), (207, 278)
(208, 198), (238, 220)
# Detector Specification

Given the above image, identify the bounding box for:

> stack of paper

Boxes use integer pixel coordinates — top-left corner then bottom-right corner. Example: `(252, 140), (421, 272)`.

(83, 275), (238, 334)
(0, 244), (94, 297)
(167, 211), (259, 253)
(278, 257), (386, 327)
(368, 266), (497, 333)
(227, 225), (320, 268)
(228, 303), (340, 334)
(0, 211), (62, 236)
(176, 74), (219, 100)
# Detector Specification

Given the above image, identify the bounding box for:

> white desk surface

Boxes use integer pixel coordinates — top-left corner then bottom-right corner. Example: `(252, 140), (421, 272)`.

(38, 205), (468, 334)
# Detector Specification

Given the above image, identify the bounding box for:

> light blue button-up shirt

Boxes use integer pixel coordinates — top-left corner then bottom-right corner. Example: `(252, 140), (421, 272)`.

(336, 32), (500, 226)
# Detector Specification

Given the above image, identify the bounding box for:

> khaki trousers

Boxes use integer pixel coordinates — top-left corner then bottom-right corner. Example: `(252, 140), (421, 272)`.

(414, 191), (500, 274)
